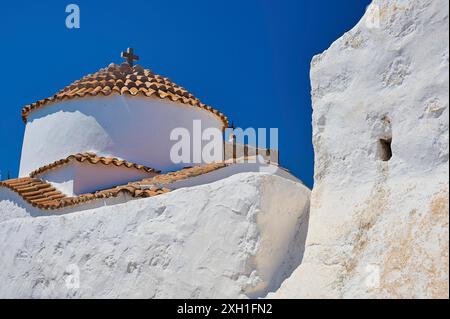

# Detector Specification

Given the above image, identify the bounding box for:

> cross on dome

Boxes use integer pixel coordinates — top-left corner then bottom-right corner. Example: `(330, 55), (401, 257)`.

(121, 47), (139, 66)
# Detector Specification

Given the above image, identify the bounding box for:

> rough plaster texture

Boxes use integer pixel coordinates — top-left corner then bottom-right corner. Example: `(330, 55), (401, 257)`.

(2, 0), (448, 299)
(272, 0), (449, 299)
(0, 173), (310, 298)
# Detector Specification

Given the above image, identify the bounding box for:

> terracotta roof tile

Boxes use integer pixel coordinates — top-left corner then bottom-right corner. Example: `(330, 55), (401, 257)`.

(29, 152), (159, 178)
(0, 176), (169, 210)
(0, 177), (66, 208)
(135, 162), (227, 187)
(22, 63), (229, 127)
(0, 161), (228, 210)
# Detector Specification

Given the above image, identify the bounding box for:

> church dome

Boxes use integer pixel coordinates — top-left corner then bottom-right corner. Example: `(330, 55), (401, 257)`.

(21, 62), (228, 127)
(19, 49), (231, 177)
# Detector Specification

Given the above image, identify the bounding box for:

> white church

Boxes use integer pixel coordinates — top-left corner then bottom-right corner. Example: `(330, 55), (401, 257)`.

(0, 49), (300, 212)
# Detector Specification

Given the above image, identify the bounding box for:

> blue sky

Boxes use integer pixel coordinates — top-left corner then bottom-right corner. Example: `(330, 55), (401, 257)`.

(0, 0), (370, 187)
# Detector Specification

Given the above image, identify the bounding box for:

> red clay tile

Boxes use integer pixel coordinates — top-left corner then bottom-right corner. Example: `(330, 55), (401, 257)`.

(22, 63), (229, 127)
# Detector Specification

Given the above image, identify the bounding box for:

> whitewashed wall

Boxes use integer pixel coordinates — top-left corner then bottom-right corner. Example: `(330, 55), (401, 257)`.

(37, 162), (157, 196)
(0, 172), (310, 298)
(164, 161), (301, 190)
(273, 0), (449, 298)
(20, 95), (223, 176)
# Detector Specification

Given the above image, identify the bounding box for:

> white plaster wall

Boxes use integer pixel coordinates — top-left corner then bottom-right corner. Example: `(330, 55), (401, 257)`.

(273, 0), (449, 299)
(38, 165), (76, 196)
(0, 188), (134, 224)
(0, 188), (30, 223)
(73, 162), (156, 195)
(163, 161), (301, 191)
(0, 173), (310, 298)
(1, 161), (302, 223)
(20, 95), (223, 176)
(38, 162), (156, 196)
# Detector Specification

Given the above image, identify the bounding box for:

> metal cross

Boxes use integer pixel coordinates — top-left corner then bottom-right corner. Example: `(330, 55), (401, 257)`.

(121, 47), (139, 66)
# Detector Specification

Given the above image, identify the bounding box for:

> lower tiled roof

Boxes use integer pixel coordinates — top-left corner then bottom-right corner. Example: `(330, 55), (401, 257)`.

(0, 177), (66, 207)
(0, 162), (228, 210)
(0, 177), (169, 210)
(29, 152), (159, 178)
(135, 162), (227, 186)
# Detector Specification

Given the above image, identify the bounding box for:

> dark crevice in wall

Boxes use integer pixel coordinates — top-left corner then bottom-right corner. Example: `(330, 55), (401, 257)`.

(379, 138), (392, 161)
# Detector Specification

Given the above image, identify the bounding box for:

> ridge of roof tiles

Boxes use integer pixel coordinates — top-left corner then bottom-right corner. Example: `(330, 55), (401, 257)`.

(21, 62), (229, 127)
(29, 152), (160, 178)
(0, 161), (228, 210)
(135, 162), (227, 187)
(0, 177), (169, 210)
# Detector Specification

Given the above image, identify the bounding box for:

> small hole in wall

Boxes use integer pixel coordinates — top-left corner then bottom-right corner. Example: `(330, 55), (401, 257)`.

(379, 138), (392, 161)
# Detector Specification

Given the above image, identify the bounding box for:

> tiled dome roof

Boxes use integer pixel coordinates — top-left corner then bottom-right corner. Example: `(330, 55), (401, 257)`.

(21, 62), (229, 126)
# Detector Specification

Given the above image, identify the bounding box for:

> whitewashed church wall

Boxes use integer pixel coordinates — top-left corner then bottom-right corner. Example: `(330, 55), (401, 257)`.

(0, 188), (31, 223)
(164, 162), (301, 190)
(37, 165), (76, 196)
(0, 187), (136, 222)
(19, 95), (223, 176)
(37, 162), (156, 196)
(72, 162), (155, 195)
